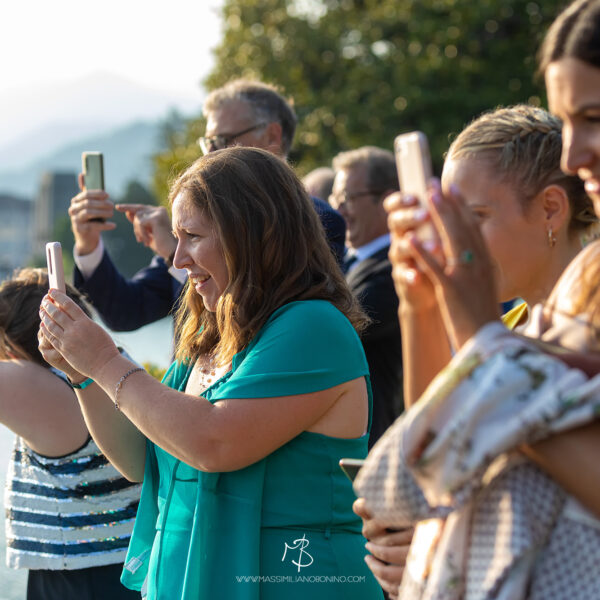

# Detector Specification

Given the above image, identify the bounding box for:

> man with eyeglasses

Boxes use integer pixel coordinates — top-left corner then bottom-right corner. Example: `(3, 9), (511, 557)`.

(331, 146), (403, 446)
(68, 79), (345, 332)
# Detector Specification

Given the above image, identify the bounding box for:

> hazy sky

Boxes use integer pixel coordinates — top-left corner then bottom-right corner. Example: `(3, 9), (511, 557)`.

(1, 0), (224, 96)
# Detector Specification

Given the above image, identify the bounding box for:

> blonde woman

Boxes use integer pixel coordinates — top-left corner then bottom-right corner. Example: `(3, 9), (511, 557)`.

(355, 104), (600, 599)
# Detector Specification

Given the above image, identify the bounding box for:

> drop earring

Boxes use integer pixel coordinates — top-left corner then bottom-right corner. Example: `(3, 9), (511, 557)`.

(547, 226), (557, 248)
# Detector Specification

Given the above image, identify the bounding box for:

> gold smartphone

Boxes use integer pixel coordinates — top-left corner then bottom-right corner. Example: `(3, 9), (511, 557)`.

(394, 131), (436, 241)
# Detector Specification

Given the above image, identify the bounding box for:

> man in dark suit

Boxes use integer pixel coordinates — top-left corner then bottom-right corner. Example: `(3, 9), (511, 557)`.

(69, 80), (345, 331)
(330, 146), (403, 447)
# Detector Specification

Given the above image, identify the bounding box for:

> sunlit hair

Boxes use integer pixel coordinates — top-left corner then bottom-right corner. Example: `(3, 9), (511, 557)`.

(332, 146), (399, 197)
(447, 104), (597, 234)
(169, 147), (367, 365)
(538, 0), (600, 74)
(203, 79), (297, 156)
(0, 268), (91, 367)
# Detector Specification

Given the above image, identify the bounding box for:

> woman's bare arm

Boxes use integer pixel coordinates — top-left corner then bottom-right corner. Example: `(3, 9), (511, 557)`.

(522, 422), (600, 518)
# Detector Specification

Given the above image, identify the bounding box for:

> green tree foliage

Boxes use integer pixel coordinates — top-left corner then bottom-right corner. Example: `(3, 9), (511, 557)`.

(153, 0), (566, 186)
(153, 110), (205, 207)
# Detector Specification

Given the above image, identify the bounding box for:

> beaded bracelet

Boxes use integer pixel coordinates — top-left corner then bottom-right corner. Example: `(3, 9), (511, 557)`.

(114, 367), (145, 411)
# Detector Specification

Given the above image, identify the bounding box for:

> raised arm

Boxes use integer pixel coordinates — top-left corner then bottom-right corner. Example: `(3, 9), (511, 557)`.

(384, 191), (452, 407)
(37, 331), (146, 481)
(39, 292), (366, 473)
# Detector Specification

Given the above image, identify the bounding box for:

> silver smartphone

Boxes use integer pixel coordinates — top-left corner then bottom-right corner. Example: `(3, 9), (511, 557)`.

(394, 131), (436, 241)
(82, 152), (105, 223)
(46, 242), (66, 292)
(82, 151), (104, 191)
(339, 458), (365, 483)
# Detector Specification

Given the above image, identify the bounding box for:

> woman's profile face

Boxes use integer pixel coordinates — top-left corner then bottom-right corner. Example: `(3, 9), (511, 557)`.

(442, 157), (550, 305)
(171, 192), (229, 312)
(546, 57), (600, 218)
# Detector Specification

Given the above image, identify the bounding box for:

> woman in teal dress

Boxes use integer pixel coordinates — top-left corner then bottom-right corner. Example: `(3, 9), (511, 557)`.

(38, 147), (384, 599)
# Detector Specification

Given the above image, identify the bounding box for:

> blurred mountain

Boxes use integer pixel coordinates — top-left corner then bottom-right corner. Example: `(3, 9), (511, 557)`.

(0, 120), (166, 199)
(0, 70), (203, 170)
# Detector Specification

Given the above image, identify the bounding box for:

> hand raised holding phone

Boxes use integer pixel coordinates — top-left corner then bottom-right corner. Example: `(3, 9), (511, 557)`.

(68, 152), (116, 256)
(393, 131), (436, 243)
(46, 242), (66, 292)
(385, 132), (440, 311)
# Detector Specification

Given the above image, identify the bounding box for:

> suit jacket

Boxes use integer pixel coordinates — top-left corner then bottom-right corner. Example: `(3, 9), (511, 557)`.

(74, 198), (345, 332)
(346, 245), (403, 447)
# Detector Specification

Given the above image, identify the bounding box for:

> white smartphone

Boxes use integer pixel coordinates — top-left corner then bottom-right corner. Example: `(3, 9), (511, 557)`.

(394, 131), (436, 241)
(46, 242), (66, 292)
(339, 458), (365, 483)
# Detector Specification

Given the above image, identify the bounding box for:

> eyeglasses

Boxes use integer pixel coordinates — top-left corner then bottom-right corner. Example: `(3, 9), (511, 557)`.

(328, 190), (386, 211)
(197, 123), (268, 155)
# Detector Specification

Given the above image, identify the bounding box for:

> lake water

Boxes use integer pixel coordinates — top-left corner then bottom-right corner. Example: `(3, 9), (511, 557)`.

(0, 317), (172, 598)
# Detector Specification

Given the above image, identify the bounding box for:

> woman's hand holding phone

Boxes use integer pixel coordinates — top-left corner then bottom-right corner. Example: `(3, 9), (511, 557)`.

(384, 191), (439, 312)
(39, 290), (121, 381)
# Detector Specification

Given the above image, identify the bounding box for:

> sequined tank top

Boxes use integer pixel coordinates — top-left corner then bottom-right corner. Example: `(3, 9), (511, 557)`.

(4, 368), (142, 570)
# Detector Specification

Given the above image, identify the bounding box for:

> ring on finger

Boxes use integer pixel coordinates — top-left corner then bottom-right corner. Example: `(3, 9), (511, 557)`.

(447, 249), (474, 267)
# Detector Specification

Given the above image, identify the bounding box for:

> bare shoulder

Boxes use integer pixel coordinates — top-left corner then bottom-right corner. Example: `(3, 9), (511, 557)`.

(1, 359), (69, 396)
(0, 359), (87, 455)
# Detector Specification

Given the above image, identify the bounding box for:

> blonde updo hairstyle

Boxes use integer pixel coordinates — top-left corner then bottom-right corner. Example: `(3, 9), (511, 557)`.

(446, 104), (597, 238)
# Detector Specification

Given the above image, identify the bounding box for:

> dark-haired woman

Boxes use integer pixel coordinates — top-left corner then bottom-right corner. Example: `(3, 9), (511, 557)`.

(0, 268), (140, 600)
(39, 147), (383, 599)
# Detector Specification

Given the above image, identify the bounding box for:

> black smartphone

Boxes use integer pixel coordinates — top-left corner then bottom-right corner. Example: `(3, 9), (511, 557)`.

(339, 458), (366, 482)
(82, 151), (105, 222)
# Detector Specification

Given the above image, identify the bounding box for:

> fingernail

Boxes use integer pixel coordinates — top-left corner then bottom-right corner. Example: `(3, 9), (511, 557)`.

(414, 208), (428, 221)
(365, 542), (373, 552)
(432, 191), (442, 206)
(450, 183), (460, 196)
(423, 240), (437, 252)
(404, 270), (416, 284)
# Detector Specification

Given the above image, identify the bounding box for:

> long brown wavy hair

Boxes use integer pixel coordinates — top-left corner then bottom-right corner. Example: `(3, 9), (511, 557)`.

(170, 147), (367, 365)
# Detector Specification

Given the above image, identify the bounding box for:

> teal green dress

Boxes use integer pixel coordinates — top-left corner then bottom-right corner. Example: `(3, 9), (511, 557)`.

(121, 300), (383, 599)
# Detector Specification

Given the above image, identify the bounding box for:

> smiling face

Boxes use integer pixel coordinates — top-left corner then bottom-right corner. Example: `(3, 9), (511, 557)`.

(442, 157), (552, 305)
(171, 193), (229, 312)
(331, 165), (388, 249)
(546, 57), (600, 218)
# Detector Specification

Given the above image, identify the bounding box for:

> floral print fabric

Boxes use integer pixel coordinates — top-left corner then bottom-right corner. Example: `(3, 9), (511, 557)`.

(355, 321), (600, 599)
